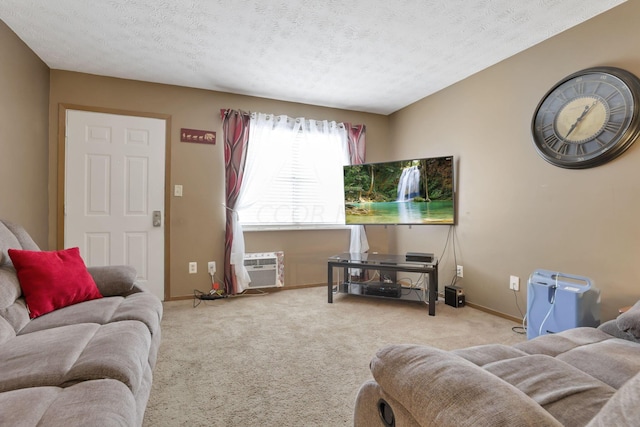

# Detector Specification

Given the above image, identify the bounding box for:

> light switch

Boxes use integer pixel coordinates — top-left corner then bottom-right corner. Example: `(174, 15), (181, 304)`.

(174, 185), (183, 197)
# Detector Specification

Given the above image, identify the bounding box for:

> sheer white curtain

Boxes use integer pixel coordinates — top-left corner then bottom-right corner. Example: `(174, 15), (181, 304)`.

(304, 119), (350, 223)
(230, 113), (350, 292)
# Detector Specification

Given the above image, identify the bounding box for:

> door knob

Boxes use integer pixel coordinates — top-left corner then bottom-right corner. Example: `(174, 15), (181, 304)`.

(153, 211), (162, 227)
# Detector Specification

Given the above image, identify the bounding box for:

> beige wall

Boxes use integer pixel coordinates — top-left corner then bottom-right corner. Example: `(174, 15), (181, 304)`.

(47, 72), (390, 299)
(3, 1), (638, 319)
(389, 1), (639, 321)
(0, 21), (50, 247)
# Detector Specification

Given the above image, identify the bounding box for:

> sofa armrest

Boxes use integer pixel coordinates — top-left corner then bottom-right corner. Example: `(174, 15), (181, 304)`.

(87, 265), (138, 297)
(598, 319), (640, 343)
(615, 300), (640, 339)
(369, 344), (563, 427)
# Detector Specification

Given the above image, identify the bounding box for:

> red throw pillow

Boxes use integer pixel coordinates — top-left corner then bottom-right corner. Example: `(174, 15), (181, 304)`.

(8, 247), (103, 318)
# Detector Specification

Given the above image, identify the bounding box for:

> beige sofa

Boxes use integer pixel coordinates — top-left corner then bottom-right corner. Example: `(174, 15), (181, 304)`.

(0, 220), (162, 426)
(355, 308), (640, 426)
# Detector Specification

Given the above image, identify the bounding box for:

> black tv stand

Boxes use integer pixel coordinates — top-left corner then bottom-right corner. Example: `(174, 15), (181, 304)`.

(327, 253), (439, 315)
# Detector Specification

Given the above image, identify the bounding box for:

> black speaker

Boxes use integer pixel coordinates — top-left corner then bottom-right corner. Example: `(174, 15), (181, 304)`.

(445, 285), (465, 308)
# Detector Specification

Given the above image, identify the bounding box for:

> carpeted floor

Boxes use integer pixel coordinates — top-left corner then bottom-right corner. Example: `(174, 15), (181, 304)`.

(143, 286), (525, 426)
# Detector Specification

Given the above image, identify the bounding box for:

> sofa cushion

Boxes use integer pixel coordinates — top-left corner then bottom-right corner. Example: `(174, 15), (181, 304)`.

(108, 291), (163, 333)
(8, 247), (103, 318)
(18, 292), (162, 338)
(0, 220), (40, 267)
(0, 265), (30, 333)
(0, 379), (138, 427)
(556, 338), (640, 389)
(0, 321), (150, 395)
(0, 316), (15, 345)
(514, 327), (612, 357)
(453, 344), (529, 366)
(87, 265), (138, 296)
(16, 291), (163, 368)
(484, 354), (615, 426)
(0, 223), (21, 267)
(514, 327), (640, 389)
(586, 372), (640, 427)
(370, 344), (563, 426)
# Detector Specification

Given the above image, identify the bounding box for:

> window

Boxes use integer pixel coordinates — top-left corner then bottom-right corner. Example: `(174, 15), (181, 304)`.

(236, 114), (349, 228)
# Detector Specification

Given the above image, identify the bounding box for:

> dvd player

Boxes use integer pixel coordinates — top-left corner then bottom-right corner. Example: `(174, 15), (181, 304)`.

(364, 282), (402, 298)
(405, 252), (433, 263)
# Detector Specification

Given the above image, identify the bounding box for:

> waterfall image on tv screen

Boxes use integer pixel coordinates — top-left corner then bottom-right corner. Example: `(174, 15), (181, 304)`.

(343, 156), (455, 225)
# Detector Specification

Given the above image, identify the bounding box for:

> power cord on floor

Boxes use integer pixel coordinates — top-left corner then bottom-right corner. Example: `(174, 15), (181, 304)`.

(193, 289), (227, 307)
(193, 272), (227, 307)
(511, 288), (527, 334)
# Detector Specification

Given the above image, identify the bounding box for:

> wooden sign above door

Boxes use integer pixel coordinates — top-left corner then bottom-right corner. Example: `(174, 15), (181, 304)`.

(180, 128), (216, 145)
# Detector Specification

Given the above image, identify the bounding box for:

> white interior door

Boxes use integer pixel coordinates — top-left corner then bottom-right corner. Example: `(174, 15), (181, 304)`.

(64, 110), (166, 301)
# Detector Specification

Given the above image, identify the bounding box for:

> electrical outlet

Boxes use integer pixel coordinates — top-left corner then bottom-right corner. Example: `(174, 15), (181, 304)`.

(509, 275), (520, 291)
(456, 265), (463, 278)
(189, 262), (197, 274)
(207, 261), (216, 275)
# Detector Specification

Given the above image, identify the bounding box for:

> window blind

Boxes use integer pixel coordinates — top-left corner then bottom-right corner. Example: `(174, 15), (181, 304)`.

(238, 131), (345, 226)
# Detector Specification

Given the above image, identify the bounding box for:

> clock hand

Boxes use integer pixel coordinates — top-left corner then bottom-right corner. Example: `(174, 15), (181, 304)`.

(565, 100), (598, 139)
(563, 107), (587, 139)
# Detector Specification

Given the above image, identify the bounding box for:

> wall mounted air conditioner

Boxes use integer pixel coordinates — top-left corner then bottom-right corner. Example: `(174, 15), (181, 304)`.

(243, 252), (284, 289)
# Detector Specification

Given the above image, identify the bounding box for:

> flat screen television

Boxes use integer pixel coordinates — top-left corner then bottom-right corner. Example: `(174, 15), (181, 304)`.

(343, 155), (456, 225)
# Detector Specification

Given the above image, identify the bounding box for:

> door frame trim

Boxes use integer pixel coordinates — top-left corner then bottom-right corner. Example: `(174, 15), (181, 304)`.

(57, 103), (172, 300)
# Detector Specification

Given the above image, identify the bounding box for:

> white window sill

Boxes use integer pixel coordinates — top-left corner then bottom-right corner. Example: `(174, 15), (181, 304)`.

(241, 224), (353, 232)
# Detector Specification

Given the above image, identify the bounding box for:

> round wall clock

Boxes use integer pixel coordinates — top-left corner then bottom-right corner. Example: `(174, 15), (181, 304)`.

(531, 66), (640, 169)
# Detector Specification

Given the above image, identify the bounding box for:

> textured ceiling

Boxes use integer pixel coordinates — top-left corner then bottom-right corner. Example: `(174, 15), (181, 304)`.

(0, 0), (626, 115)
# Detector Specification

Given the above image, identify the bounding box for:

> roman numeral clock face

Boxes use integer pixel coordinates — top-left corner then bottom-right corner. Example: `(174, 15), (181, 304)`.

(532, 67), (640, 169)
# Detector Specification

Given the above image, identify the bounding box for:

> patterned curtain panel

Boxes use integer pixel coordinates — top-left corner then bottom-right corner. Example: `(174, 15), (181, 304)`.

(344, 123), (369, 269)
(220, 109), (251, 295)
(345, 123), (366, 166)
